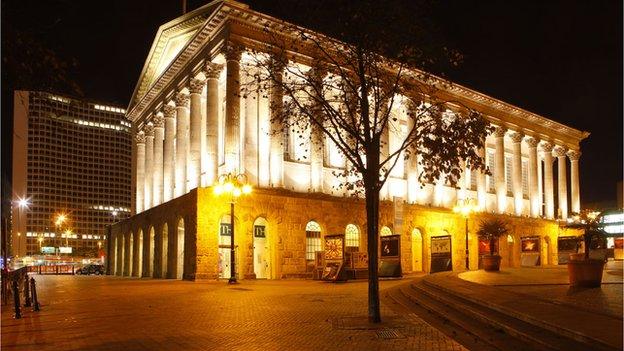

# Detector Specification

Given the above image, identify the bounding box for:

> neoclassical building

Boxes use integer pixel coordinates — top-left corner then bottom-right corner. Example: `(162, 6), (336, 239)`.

(107, 0), (588, 280)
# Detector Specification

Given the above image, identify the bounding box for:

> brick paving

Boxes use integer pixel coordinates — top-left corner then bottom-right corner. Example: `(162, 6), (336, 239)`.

(458, 260), (623, 318)
(1, 275), (465, 351)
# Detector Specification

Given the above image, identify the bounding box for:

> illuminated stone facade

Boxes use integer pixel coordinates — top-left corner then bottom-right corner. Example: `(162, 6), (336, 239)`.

(108, 1), (588, 279)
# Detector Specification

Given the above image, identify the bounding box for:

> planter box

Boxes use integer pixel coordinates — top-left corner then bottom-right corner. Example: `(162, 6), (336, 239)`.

(482, 255), (502, 272)
(567, 258), (605, 288)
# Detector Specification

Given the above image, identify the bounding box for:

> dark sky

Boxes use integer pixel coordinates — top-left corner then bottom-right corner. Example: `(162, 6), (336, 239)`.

(3, 0), (622, 206)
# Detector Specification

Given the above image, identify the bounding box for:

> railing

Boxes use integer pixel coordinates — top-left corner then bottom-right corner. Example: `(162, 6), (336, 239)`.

(1, 267), (29, 306)
(28, 264), (76, 275)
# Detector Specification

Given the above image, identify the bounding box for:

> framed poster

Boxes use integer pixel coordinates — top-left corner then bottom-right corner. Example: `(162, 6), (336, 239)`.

(430, 235), (452, 273)
(381, 235), (401, 258)
(324, 234), (345, 261)
(521, 236), (540, 253)
(478, 237), (499, 255)
(351, 252), (368, 269)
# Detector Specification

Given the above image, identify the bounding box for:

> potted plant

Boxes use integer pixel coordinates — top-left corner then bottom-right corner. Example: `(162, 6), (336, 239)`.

(477, 219), (509, 272)
(564, 211), (607, 288)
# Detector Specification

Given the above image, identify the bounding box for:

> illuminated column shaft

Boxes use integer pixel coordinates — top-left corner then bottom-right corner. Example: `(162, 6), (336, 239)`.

(310, 68), (324, 192)
(152, 115), (164, 206)
(163, 106), (176, 202)
(406, 108), (418, 204)
(554, 146), (568, 219)
(175, 92), (190, 196)
(476, 145), (487, 210)
(244, 69), (259, 184)
(494, 126), (507, 213)
(541, 142), (555, 219)
(189, 78), (205, 189)
(269, 59), (284, 187)
(225, 44), (242, 173)
(510, 132), (524, 216)
(144, 125), (154, 209)
(568, 150), (581, 213)
(380, 125), (390, 200)
(205, 63), (222, 186)
(135, 132), (145, 213)
(526, 137), (540, 217)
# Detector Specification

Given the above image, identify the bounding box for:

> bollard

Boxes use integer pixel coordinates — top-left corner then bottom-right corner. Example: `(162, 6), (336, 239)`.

(30, 277), (40, 312)
(23, 276), (31, 307)
(12, 280), (21, 319)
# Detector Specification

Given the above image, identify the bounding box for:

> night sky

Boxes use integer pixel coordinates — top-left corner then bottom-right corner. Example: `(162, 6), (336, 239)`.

(2, 0), (622, 206)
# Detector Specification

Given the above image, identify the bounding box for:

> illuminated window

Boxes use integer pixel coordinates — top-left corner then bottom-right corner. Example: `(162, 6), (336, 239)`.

(521, 160), (529, 197)
(305, 221), (321, 260)
(345, 224), (359, 249)
(380, 226), (392, 236)
(487, 150), (495, 193)
(505, 155), (513, 194)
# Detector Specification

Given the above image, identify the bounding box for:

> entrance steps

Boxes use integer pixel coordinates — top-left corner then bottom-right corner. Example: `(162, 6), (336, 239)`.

(384, 273), (621, 351)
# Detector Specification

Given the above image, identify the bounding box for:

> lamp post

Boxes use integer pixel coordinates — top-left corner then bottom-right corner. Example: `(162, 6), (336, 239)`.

(453, 198), (478, 270)
(15, 197), (30, 258)
(213, 173), (252, 284)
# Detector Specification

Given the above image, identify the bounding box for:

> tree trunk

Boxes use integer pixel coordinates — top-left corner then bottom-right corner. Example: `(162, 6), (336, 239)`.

(365, 182), (381, 323)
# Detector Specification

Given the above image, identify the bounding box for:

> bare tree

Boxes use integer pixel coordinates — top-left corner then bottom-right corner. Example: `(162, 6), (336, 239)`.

(240, 12), (491, 323)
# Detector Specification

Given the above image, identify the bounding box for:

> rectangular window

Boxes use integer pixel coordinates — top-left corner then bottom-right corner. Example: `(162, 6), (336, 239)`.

(505, 155), (513, 194)
(522, 160), (529, 197)
(305, 231), (321, 261)
(469, 168), (477, 191)
(487, 150), (495, 193)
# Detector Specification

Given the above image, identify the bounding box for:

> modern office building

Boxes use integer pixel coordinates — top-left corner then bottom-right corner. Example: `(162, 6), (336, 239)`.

(108, 0), (588, 280)
(12, 91), (132, 258)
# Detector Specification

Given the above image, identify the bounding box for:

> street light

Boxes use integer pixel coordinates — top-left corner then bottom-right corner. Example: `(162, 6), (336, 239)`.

(15, 197), (30, 258)
(213, 173), (252, 284)
(453, 198), (478, 270)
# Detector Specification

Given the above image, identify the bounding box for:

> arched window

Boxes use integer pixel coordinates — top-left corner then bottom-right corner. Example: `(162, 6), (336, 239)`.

(380, 226), (393, 236)
(305, 221), (321, 261)
(507, 234), (514, 243)
(345, 224), (360, 249)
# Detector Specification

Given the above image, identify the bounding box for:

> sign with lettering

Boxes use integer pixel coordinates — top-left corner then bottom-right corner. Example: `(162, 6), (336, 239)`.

(430, 235), (452, 273)
(381, 235), (401, 258)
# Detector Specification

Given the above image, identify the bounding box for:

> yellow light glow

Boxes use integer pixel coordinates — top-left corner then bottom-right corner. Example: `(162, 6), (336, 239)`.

(242, 184), (252, 194)
(17, 198), (30, 208)
(232, 188), (242, 197)
(453, 198), (478, 218)
(55, 213), (67, 226)
(224, 182), (234, 193)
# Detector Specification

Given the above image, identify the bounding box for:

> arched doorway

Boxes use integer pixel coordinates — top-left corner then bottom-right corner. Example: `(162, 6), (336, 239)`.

(161, 223), (168, 278)
(253, 217), (269, 279)
(148, 227), (155, 277)
(411, 228), (423, 272)
(176, 218), (185, 279)
(136, 229), (143, 277)
(128, 232), (134, 276)
(380, 226), (393, 236)
(507, 234), (515, 267)
(219, 215), (232, 279)
(119, 234), (125, 276)
(345, 224), (360, 251)
(305, 221), (322, 272)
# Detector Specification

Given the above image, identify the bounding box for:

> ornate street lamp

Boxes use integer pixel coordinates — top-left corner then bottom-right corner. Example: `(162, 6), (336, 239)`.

(213, 173), (252, 284)
(453, 198), (479, 270)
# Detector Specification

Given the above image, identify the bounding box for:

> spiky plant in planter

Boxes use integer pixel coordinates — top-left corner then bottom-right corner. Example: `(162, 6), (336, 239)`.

(563, 210), (607, 287)
(477, 219), (509, 271)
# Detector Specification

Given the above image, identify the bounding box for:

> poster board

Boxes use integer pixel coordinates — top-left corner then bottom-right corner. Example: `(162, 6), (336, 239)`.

(380, 235), (402, 278)
(478, 237), (500, 269)
(557, 236), (580, 264)
(521, 236), (541, 266)
(351, 252), (368, 269)
(322, 235), (347, 281)
(430, 235), (452, 273)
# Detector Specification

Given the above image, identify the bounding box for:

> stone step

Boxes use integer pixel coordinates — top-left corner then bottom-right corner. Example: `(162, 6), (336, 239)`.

(410, 281), (589, 351)
(421, 275), (620, 351)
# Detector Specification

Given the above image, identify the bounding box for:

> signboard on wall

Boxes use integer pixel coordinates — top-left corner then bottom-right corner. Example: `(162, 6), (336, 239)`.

(380, 235), (402, 278)
(59, 247), (73, 254)
(521, 236), (541, 266)
(430, 235), (452, 273)
(41, 247), (55, 254)
(351, 252), (368, 269)
(557, 236), (580, 265)
(324, 235), (345, 261)
(478, 237), (499, 255)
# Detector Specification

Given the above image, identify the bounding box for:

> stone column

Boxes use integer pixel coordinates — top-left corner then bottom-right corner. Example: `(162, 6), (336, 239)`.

(135, 131), (146, 214)
(554, 146), (568, 219)
(163, 105), (176, 202)
(380, 125), (390, 200)
(493, 126), (507, 213)
(525, 137), (540, 217)
(175, 92), (190, 196)
(269, 59), (284, 187)
(205, 62), (223, 185)
(189, 78), (205, 189)
(152, 115), (164, 206)
(476, 145), (487, 210)
(310, 68), (324, 193)
(244, 68), (259, 184)
(541, 142), (555, 219)
(144, 124), (154, 210)
(509, 131), (524, 216)
(567, 150), (581, 213)
(225, 44), (242, 173)
(406, 106), (418, 204)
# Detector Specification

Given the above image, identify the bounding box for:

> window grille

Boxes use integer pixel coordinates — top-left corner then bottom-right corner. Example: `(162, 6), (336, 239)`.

(345, 224), (360, 249)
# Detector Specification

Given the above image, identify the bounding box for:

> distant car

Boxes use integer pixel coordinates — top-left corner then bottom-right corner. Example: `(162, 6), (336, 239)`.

(76, 264), (104, 275)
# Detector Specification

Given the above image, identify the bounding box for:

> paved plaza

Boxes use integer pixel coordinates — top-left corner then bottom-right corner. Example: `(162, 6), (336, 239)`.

(1, 275), (465, 351)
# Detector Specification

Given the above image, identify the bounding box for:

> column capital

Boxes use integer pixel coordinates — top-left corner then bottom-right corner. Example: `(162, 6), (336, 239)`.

(144, 123), (154, 137)
(189, 78), (205, 94)
(174, 92), (190, 107)
(152, 114), (164, 128)
(204, 62), (223, 79)
(567, 149), (581, 161)
(224, 42), (243, 61)
(135, 131), (146, 144)
(524, 136), (539, 148)
(492, 125), (507, 138)
(508, 131), (524, 143)
(163, 105), (176, 118)
(540, 141), (554, 152)
(552, 145), (567, 158)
